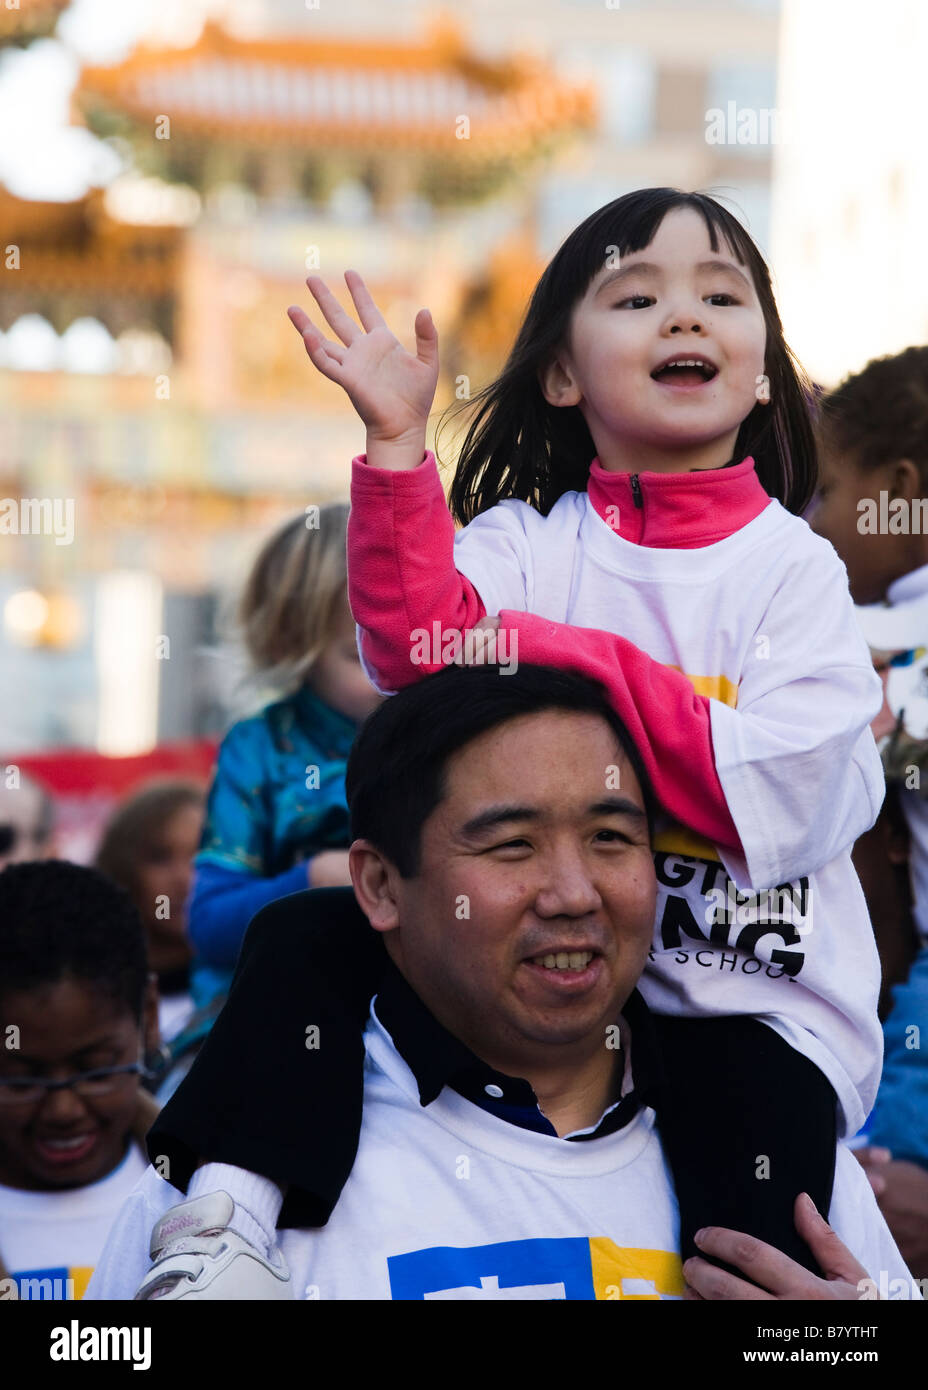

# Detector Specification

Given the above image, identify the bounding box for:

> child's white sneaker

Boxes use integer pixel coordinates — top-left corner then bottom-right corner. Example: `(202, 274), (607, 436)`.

(134, 1191), (293, 1300)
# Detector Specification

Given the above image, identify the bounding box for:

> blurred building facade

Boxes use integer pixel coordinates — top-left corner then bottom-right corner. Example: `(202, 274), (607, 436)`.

(770, 0), (928, 385)
(1, 0), (782, 753)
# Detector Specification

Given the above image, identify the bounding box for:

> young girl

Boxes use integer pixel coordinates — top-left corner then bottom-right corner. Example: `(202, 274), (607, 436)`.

(95, 780), (205, 1044)
(186, 504), (383, 1007)
(141, 188), (885, 1290)
(0, 861), (160, 1299)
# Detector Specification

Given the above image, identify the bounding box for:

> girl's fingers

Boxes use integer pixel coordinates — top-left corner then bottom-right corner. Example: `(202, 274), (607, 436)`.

(287, 309), (346, 366)
(344, 270), (388, 333)
(305, 275), (361, 346)
(414, 307), (439, 370)
(287, 305), (313, 336)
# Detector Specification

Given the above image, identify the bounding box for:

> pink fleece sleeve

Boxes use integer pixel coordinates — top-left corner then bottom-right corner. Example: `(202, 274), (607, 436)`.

(500, 609), (742, 853)
(347, 451), (486, 691)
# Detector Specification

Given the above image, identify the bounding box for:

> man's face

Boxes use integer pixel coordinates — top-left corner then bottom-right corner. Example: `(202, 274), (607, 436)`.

(364, 709), (656, 1075)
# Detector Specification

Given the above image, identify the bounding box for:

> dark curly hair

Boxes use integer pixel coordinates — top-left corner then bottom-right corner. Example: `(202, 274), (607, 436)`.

(0, 860), (148, 1017)
(818, 345), (928, 478)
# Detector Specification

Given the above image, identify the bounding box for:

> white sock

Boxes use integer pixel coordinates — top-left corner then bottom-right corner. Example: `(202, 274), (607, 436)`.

(188, 1163), (284, 1256)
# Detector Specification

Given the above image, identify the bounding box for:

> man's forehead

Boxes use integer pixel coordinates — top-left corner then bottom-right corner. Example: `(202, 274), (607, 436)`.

(438, 717), (643, 823)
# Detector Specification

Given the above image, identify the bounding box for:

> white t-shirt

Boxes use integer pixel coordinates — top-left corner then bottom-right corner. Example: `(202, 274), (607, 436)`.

(87, 1006), (913, 1302)
(372, 487), (885, 1138)
(0, 1141), (149, 1300)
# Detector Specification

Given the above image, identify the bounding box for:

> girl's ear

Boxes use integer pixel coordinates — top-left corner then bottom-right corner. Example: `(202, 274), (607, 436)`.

(539, 354), (583, 408)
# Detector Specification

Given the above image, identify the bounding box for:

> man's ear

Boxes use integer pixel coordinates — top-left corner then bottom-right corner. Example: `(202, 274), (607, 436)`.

(538, 353), (583, 408)
(349, 840), (402, 935)
(141, 973), (160, 1056)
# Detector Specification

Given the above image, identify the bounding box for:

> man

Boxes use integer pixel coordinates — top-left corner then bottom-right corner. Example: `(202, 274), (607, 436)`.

(88, 665), (911, 1301)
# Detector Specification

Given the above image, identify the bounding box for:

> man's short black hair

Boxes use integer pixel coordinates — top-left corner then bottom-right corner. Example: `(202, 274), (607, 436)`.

(345, 663), (656, 878)
(0, 860), (148, 1017)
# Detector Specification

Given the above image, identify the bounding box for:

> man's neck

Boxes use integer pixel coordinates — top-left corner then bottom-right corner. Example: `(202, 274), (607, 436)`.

(519, 1049), (622, 1137)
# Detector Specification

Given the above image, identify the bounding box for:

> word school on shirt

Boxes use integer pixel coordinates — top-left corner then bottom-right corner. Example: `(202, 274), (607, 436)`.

(49, 1321), (151, 1371)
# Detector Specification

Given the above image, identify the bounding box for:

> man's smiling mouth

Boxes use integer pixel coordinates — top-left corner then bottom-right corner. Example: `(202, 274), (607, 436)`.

(530, 950), (595, 972)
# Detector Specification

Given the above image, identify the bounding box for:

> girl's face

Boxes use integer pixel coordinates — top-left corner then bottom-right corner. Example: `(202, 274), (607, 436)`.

(542, 207), (768, 473)
(0, 976), (158, 1191)
(310, 594), (384, 724)
(136, 801), (203, 975)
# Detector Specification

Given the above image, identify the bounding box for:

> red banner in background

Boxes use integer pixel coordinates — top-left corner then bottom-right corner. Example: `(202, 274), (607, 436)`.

(4, 740), (218, 864)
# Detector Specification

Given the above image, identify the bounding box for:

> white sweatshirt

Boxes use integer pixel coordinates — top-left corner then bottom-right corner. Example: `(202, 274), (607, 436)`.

(86, 1005), (914, 1302)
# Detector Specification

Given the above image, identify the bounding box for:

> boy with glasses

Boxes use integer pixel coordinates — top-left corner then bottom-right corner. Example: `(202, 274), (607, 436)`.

(0, 861), (160, 1299)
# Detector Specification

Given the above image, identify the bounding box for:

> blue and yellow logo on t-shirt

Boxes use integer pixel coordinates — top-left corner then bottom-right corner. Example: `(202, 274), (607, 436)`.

(388, 1238), (683, 1300)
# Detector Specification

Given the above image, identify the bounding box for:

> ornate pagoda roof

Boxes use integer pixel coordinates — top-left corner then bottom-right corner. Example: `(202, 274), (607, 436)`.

(0, 187), (181, 336)
(74, 17), (595, 157)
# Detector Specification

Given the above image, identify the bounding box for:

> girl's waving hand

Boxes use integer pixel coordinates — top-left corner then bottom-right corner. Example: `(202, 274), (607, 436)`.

(287, 271), (438, 466)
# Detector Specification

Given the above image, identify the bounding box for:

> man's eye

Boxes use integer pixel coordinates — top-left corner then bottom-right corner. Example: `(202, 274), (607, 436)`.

(491, 839), (531, 851)
(595, 830), (629, 843)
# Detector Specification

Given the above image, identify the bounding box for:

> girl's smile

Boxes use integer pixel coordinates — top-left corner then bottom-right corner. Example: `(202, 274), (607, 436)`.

(541, 206), (768, 475)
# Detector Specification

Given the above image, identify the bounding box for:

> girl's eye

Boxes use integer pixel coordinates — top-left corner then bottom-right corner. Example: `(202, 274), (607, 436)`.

(706, 294), (738, 306)
(615, 296), (653, 310)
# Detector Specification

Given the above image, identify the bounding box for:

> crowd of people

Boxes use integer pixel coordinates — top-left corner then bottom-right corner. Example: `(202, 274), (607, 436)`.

(1, 187), (926, 1302)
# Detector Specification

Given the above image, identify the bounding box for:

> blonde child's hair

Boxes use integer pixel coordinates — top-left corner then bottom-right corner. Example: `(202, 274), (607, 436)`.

(238, 502), (350, 693)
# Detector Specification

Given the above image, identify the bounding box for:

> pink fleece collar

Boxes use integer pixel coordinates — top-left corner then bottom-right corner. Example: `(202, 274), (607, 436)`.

(586, 455), (770, 548)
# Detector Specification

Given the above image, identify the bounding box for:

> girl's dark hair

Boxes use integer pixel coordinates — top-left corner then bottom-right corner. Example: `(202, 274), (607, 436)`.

(440, 187), (818, 522)
(0, 860), (148, 1017)
(94, 779), (204, 909)
(345, 663), (656, 879)
(818, 345), (928, 479)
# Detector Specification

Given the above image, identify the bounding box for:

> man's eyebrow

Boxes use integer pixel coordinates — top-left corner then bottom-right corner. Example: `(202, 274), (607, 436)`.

(594, 258), (752, 296)
(458, 797), (647, 839)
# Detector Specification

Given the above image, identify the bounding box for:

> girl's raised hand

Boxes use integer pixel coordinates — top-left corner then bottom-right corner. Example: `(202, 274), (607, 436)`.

(287, 270), (438, 455)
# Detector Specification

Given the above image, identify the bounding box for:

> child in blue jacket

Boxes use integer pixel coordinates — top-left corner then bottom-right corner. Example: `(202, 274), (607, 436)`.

(189, 503), (382, 1006)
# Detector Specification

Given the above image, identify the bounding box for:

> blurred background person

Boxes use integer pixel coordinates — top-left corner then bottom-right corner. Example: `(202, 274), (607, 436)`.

(186, 503), (382, 1010)
(811, 343), (928, 1279)
(0, 773), (56, 872)
(0, 861), (160, 1300)
(94, 780), (204, 1046)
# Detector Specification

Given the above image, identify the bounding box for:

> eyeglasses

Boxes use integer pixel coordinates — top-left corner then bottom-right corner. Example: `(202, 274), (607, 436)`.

(0, 1061), (151, 1108)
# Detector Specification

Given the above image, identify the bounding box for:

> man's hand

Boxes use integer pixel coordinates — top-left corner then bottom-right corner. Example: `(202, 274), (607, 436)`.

(853, 1144), (892, 1197)
(682, 1193), (872, 1300)
(871, 1159), (928, 1280)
